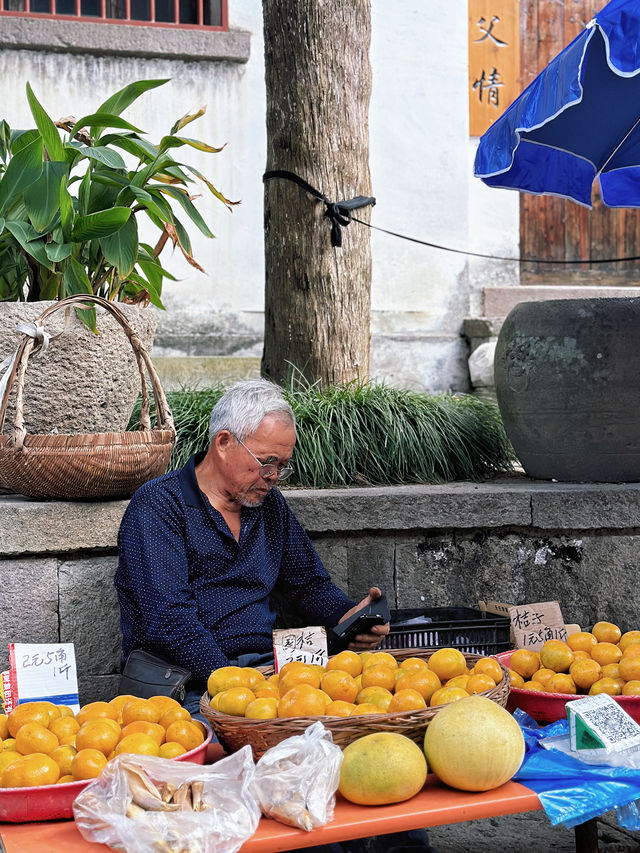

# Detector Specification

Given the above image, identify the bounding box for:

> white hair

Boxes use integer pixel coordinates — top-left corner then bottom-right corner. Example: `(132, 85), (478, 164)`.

(208, 379), (295, 442)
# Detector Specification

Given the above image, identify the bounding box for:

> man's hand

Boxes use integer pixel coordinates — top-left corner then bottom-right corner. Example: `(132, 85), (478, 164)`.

(337, 586), (390, 651)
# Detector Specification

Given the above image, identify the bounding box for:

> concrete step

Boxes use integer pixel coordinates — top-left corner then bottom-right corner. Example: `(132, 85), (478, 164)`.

(484, 285), (640, 317)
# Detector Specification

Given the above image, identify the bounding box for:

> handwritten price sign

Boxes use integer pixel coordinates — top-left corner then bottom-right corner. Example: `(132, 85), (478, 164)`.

(272, 626), (328, 673)
(6, 642), (80, 714)
(508, 601), (567, 651)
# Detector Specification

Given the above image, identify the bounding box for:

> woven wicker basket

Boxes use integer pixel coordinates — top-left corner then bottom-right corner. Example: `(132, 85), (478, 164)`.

(0, 296), (175, 499)
(200, 648), (511, 760)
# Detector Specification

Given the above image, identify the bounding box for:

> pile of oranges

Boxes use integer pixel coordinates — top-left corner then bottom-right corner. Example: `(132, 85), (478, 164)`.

(0, 695), (206, 788)
(509, 621), (640, 697)
(207, 648), (504, 720)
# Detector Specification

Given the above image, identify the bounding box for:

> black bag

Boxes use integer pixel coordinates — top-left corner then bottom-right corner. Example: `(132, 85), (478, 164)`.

(118, 649), (192, 703)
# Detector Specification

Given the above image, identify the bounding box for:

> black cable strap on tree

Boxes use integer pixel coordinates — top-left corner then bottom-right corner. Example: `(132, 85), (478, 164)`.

(263, 169), (376, 248)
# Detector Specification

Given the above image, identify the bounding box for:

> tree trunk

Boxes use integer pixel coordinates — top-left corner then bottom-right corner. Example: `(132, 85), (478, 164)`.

(262, 0), (372, 387)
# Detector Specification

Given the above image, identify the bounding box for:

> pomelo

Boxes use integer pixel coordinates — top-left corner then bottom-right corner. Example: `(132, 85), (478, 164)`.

(423, 695), (524, 792)
(339, 732), (427, 805)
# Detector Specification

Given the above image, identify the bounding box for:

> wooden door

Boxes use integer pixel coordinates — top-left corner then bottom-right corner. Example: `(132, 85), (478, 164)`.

(520, 0), (640, 283)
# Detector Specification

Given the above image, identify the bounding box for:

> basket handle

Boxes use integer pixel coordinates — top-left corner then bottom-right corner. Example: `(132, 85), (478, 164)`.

(0, 295), (175, 449)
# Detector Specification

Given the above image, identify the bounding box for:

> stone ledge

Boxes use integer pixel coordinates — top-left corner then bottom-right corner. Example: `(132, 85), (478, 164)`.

(0, 17), (251, 62)
(4, 478), (640, 554)
(483, 285), (640, 317)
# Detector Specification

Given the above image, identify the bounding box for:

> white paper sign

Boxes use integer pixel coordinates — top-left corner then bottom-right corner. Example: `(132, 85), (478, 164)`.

(8, 642), (80, 714)
(272, 626), (328, 673)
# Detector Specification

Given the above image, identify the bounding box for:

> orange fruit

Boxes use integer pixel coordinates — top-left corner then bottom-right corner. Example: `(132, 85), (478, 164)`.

(618, 631), (640, 652)
(190, 720), (208, 739)
(242, 668), (267, 690)
(395, 669), (441, 702)
(572, 650), (592, 660)
(546, 673), (577, 695)
(445, 674), (470, 691)
(15, 723), (59, 756)
(601, 663), (621, 679)
(71, 748), (108, 780)
(159, 741), (188, 758)
(399, 657), (430, 672)
(589, 677), (622, 696)
(622, 644), (640, 659)
(569, 658), (602, 690)
(75, 720), (121, 755)
(531, 668), (556, 688)
(590, 642), (623, 667)
(619, 656), (640, 682)
(7, 703), (51, 737)
(147, 696), (183, 716)
(566, 632), (597, 653)
(429, 686), (469, 707)
(60, 734), (77, 747)
(50, 745), (76, 776)
(0, 715), (8, 740)
(277, 684), (328, 718)
(107, 694), (138, 718)
(539, 640), (574, 673)
(592, 621), (622, 644)
(349, 703), (384, 716)
(207, 666), (249, 697)
(49, 716), (80, 740)
(216, 687), (256, 717)
(427, 649), (467, 682)
(320, 670), (359, 703)
(325, 700), (357, 717)
(159, 707), (191, 728)
(355, 686), (394, 709)
(208, 693), (223, 711)
(245, 698), (278, 720)
(360, 664), (396, 692)
(121, 699), (161, 726)
(57, 775), (75, 784)
(114, 733), (161, 757)
(509, 650), (541, 679)
(387, 689), (427, 713)
(58, 706), (74, 718)
(326, 651), (362, 678)
(255, 685), (280, 700)
(3, 738), (17, 751)
(622, 680), (640, 696)
(472, 658), (503, 683)
(119, 721), (165, 746)
(362, 652), (398, 671)
(509, 670), (525, 688)
(164, 721), (205, 752)
(75, 702), (117, 727)
(279, 667), (321, 695)
(466, 674), (496, 694)
(40, 703), (62, 723)
(520, 681), (544, 691)
(0, 751), (21, 775)
(2, 753), (59, 787)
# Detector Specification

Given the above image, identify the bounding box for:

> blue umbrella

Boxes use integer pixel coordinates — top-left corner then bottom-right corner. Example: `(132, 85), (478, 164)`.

(474, 0), (640, 208)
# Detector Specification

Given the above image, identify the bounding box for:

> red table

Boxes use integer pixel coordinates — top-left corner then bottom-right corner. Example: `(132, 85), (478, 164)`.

(0, 776), (543, 853)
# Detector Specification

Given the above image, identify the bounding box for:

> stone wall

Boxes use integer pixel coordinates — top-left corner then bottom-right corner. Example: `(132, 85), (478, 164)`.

(2, 477), (640, 704)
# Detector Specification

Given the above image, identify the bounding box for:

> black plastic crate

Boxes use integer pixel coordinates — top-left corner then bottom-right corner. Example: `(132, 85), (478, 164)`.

(381, 606), (511, 655)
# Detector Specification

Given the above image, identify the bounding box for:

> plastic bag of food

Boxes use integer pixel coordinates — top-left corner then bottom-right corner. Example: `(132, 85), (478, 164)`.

(250, 721), (343, 831)
(73, 747), (260, 853)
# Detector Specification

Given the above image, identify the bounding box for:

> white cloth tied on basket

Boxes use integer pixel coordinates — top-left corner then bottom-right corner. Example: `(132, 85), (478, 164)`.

(0, 320), (54, 412)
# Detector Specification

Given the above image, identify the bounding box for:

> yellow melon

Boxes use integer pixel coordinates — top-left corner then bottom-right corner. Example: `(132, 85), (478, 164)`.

(339, 732), (427, 805)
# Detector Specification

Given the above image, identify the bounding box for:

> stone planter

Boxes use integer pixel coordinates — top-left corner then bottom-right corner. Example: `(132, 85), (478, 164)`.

(0, 301), (158, 436)
(494, 297), (640, 482)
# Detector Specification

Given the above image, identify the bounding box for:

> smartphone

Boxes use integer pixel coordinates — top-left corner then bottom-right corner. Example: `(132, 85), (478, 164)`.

(328, 592), (390, 651)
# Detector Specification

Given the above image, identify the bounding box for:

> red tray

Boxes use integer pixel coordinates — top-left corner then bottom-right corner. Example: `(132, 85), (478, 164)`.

(495, 650), (640, 724)
(0, 723), (212, 823)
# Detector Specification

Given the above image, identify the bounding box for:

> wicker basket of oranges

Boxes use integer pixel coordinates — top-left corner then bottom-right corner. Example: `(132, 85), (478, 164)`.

(200, 647), (511, 760)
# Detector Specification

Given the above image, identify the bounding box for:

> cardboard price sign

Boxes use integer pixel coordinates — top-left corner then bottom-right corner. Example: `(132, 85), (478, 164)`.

(272, 626), (328, 673)
(508, 601), (568, 650)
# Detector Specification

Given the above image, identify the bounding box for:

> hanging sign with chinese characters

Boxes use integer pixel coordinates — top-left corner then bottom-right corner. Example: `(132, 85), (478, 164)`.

(468, 0), (520, 136)
(508, 601), (568, 651)
(5, 642), (80, 714)
(272, 626), (328, 673)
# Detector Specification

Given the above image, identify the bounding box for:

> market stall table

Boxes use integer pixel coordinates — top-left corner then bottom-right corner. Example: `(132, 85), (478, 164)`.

(0, 776), (546, 853)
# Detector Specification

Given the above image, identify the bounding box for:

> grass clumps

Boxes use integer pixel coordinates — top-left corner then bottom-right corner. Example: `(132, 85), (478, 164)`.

(129, 380), (514, 486)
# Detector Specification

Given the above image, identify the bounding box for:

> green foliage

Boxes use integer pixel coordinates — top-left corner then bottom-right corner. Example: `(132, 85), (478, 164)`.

(0, 79), (234, 327)
(129, 380), (515, 486)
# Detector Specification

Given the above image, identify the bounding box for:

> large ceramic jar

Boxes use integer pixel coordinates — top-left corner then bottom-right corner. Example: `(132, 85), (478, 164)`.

(494, 297), (640, 482)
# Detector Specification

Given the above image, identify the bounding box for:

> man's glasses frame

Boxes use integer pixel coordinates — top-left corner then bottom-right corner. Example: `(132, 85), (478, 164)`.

(234, 436), (294, 482)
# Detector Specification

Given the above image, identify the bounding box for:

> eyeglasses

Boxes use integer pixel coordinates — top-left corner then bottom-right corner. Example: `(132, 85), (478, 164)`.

(234, 436), (294, 482)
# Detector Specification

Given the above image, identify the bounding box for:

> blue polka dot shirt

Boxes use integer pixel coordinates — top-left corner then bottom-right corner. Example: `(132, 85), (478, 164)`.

(115, 452), (354, 682)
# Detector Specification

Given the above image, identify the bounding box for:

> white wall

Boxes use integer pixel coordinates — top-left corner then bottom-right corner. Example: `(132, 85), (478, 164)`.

(0, 0), (520, 391)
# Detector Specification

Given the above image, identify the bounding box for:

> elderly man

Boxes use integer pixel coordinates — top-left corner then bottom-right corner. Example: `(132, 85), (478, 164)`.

(115, 378), (389, 713)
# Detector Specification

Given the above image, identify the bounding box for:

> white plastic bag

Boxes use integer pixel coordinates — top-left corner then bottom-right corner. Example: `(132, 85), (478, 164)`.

(468, 340), (497, 387)
(250, 721), (343, 831)
(73, 748), (260, 853)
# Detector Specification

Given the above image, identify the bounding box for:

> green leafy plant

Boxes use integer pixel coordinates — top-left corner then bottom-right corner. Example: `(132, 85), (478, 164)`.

(129, 380), (515, 485)
(0, 78), (234, 327)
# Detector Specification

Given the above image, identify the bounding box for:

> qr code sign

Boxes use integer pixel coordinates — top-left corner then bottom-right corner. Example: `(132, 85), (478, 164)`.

(583, 705), (640, 745)
(568, 693), (640, 753)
